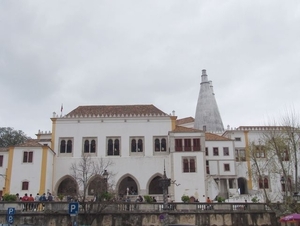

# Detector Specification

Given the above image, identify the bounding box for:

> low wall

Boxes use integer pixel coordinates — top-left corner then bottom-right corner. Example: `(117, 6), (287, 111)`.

(0, 202), (280, 226)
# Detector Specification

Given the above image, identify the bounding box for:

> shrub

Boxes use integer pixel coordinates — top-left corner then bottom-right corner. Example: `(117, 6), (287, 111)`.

(3, 194), (17, 201)
(251, 196), (260, 203)
(181, 195), (190, 203)
(217, 196), (225, 203)
(143, 195), (153, 203)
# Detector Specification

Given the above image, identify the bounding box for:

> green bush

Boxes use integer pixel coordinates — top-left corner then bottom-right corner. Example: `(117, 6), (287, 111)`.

(251, 196), (259, 203)
(181, 195), (190, 203)
(217, 196), (225, 203)
(143, 195), (153, 203)
(3, 194), (17, 201)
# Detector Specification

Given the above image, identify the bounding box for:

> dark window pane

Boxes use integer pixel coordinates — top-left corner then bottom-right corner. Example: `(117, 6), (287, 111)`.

(84, 140), (89, 153)
(91, 140), (96, 153)
(108, 139), (113, 155)
(67, 140), (72, 153)
(60, 140), (66, 153)
(131, 139), (136, 152)
(28, 152), (33, 163)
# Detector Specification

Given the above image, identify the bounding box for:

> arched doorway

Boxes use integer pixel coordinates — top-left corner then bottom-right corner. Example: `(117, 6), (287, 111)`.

(149, 176), (163, 194)
(57, 177), (77, 197)
(238, 177), (248, 194)
(88, 176), (107, 196)
(118, 176), (138, 197)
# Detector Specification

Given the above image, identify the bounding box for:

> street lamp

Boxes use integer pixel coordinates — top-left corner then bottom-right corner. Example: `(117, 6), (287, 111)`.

(159, 163), (171, 226)
(103, 170), (109, 192)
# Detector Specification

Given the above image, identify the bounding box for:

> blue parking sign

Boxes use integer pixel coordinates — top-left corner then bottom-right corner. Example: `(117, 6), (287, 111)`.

(7, 207), (15, 215)
(68, 202), (79, 215)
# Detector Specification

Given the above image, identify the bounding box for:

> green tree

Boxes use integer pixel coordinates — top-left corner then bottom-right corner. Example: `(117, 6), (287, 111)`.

(0, 127), (29, 147)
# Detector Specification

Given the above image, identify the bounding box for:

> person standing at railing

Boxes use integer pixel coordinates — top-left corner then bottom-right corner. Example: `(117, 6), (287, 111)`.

(22, 193), (29, 211)
(34, 193), (40, 211)
(28, 194), (34, 210)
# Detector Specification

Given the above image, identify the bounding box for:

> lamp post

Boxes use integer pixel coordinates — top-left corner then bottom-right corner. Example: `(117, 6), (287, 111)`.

(280, 176), (287, 203)
(103, 170), (109, 193)
(159, 164), (171, 226)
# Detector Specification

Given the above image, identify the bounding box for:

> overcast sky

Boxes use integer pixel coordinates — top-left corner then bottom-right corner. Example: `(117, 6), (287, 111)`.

(1, 1), (300, 137)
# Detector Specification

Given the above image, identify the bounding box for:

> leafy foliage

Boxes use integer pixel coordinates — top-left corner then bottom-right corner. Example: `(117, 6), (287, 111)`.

(0, 127), (29, 147)
(3, 194), (17, 201)
(143, 195), (153, 203)
(181, 195), (190, 203)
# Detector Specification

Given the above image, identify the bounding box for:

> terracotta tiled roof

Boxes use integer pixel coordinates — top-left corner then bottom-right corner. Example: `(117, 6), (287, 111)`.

(66, 105), (168, 117)
(205, 133), (233, 141)
(171, 126), (203, 133)
(14, 139), (44, 147)
(176, 117), (195, 125)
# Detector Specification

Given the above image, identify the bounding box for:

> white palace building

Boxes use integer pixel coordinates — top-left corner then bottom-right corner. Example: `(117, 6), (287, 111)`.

(0, 69), (292, 203)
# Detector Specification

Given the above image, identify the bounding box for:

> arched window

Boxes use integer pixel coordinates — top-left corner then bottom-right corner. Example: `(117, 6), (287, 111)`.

(91, 140), (96, 153)
(108, 139), (113, 155)
(258, 177), (263, 189)
(138, 139), (143, 152)
(60, 140), (66, 153)
(114, 139), (119, 155)
(84, 140), (90, 153)
(155, 139), (160, 151)
(131, 139), (136, 152)
(161, 138), (166, 151)
(67, 140), (72, 153)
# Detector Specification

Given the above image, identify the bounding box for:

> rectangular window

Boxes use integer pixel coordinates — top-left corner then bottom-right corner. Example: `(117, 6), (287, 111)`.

(175, 139), (183, 152)
(205, 147), (208, 156)
(182, 157), (196, 173)
(193, 138), (201, 151)
(23, 151), (33, 163)
(130, 137), (144, 153)
(154, 137), (167, 152)
(184, 139), (191, 151)
(224, 164), (230, 171)
(107, 137), (121, 156)
(22, 181), (29, 190)
(0, 155), (3, 167)
(223, 147), (229, 156)
(206, 160), (210, 174)
(213, 147), (219, 156)
(235, 137), (241, 141)
(235, 148), (246, 161)
(59, 138), (73, 154)
(83, 138), (97, 154)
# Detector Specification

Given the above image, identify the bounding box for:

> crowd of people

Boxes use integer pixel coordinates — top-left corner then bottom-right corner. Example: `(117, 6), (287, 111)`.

(13, 192), (54, 211)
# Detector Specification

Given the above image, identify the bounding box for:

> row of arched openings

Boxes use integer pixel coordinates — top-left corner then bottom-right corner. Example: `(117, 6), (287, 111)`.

(56, 175), (164, 197)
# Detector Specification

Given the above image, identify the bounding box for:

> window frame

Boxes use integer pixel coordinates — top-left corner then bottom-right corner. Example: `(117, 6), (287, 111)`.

(23, 151), (33, 163)
(22, 181), (29, 190)
(59, 138), (74, 156)
(182, 156), (197, 173)
(213, 147), (219, 156)
(130, 137), (144, 156)
(107, 137), (121, 156)
(223, 147), (229, 156)
(224, 163), (230, 171)
(82, 137), (97, 155)
(153, 137), (168, 154)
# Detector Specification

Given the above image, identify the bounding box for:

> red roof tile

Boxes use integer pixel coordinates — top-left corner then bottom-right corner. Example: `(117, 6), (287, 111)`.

(66, 105), (168, 117)
(205, 133), (233, 141)
(171, 126), (203, 133)
(176, 117), (195, 125)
